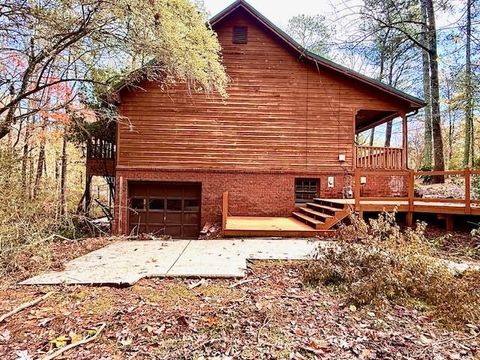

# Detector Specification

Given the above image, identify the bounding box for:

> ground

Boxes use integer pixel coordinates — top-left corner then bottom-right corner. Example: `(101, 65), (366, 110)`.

(1, 237), (479, 359)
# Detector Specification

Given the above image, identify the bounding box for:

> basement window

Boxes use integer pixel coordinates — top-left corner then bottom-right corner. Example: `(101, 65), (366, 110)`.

(295, 178), (319, 203)
(232, 26), (248, 44)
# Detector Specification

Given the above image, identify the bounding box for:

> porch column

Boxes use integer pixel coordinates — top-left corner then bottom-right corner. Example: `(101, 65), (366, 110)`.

(402, 112), (408, 169)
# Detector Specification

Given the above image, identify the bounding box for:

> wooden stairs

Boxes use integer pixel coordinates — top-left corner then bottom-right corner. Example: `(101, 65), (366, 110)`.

(292, 198), (352, 230)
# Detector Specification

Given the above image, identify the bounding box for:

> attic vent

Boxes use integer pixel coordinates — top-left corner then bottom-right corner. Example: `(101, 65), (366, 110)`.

(232, 26), (248, 44)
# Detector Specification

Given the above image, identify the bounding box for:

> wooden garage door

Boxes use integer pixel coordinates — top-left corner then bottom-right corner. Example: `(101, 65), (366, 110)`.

(128, 182), (201, 238)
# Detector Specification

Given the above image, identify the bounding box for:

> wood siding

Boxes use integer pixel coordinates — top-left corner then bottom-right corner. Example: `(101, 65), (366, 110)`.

(118, 8), (408, 172)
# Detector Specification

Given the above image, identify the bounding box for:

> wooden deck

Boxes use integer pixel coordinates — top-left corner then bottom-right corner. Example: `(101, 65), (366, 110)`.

(223, 216), (328, 237)
(221, 169), (480, 237)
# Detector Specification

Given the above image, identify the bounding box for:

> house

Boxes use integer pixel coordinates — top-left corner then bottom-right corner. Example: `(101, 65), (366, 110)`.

(86, 0), (429, 238)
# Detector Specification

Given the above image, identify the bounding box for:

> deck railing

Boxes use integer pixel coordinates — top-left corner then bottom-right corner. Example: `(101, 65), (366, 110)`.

(356, 146), (404, 170)
(87, 138), (116, 160)
(354, 168), (480, 223)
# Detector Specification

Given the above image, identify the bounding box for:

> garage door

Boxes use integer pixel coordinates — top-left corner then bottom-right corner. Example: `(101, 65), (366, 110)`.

(128, 182), (201, 238)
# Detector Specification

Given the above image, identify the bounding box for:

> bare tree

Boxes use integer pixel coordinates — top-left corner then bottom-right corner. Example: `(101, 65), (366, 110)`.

(463, 0), (474, 167)
(360, 0), (445, 178)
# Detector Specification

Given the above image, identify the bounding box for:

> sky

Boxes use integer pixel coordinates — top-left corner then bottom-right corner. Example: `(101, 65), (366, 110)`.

(203, 0), (351, 28)
(203, 0), (463, 30)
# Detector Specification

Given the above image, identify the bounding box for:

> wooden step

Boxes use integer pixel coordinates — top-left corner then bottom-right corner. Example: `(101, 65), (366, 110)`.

(313, 198), (348, 210)
(299, 206), (333, 220)
(292, 212), (323, 229)
(306, 202), (339, 215)
(313, 199), (346, 209)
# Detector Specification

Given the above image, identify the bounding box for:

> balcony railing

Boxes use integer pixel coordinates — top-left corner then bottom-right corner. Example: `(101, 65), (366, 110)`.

(86, 138), (115, 177)
(87, 138), (115, 160)
(356, 146), (405, 170)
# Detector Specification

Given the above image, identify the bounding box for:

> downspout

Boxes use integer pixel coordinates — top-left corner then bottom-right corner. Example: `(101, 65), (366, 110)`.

(404, 109), (419, 169)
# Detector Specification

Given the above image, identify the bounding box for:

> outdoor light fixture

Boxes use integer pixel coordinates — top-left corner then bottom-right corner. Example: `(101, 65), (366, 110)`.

(360, 176), (367, 184)
(328, 176), (335, 188)
(338, 153), (346, 162)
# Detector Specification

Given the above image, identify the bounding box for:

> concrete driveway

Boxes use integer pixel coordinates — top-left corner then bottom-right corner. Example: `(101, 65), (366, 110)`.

(21, 239), (322, 286)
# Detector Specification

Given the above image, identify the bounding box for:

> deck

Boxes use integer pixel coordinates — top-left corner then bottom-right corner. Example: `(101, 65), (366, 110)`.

(222, 169), (480, 237)
(223, 216), (327, 237)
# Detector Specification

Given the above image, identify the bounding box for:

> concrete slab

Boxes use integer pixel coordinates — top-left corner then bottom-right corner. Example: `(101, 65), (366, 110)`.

(21, 239), (321, 285)
(20, 238), (479, 286)
(21, 240), (190, 286)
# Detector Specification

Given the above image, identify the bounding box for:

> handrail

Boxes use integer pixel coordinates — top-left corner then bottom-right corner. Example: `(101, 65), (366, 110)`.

(356, 145), (405, 170)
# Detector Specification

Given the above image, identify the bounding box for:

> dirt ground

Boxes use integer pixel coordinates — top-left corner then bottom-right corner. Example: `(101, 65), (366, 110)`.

(0, 237), (479, 360)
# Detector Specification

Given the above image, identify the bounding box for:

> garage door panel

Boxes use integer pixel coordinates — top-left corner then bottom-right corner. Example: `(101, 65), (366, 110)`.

(129, 224), (147, 234)
(165, 213), (182, 224)
(165, 226), (182, 237)
(129, 212), (146, 223)
(148, 225), (166, 235)
(184, 213), (199, 225)
(148, 212), (164, 223)
(183, 225), (200, 238)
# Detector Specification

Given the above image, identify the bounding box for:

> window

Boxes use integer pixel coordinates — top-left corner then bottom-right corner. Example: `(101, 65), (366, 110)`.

(233, 26), (248, 44)
(131, 197), (145, 210)
(295, 178), (319, 203)
(167, 199), (182, 211)
(184, 199), (199, 212)
(149, 198), (165, 211)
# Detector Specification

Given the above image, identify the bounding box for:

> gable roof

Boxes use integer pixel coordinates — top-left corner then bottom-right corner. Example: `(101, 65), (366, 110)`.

(210, 0), (425, 110)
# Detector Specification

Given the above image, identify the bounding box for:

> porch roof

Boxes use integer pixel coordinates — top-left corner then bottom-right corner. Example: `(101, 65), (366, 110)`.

(355, 109), (400, 133)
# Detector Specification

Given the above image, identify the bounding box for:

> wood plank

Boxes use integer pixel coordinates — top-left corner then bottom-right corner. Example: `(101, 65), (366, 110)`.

(117, 10), (407, 172)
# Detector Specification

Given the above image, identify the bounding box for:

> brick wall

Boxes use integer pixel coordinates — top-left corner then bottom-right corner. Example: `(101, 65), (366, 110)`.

(113, 169), (355, 234)
(113, 169), (409, 234)
(360, 174), (408, 198)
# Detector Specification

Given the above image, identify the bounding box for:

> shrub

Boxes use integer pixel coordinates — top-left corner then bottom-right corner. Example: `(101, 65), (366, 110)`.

(303, 212), (480, 327)
(0, 149), (78, 278)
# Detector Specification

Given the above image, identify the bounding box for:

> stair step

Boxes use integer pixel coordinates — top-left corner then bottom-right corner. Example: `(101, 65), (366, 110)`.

(306, 202), (340, 214)
(292, 212), (323, 229)
(299, 206), (333, 219)
(313, 198), (347, 210)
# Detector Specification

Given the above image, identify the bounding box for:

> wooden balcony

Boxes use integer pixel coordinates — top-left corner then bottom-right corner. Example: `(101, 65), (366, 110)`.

(356, 146), (405, 170)
(86, 138), (115, 177)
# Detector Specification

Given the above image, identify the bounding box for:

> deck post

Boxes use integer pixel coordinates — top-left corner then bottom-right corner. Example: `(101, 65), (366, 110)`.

(354, 170), (361, 215)
(222, 191), (229, 233)
(445, 215), (454, 232)
(465, 168), (471, 214)
(406, 169), (414, 226)
(401, 112), (408, 169)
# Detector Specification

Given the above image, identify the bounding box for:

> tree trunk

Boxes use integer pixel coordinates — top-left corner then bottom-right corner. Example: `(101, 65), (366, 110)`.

(424, 0), (445, 181)
(384, 121), (393, 147)
(369, 128), (375, 146)
(445, 81), (454, 167)
(420, 0), (433, 169)
(21, 119), (30, 191)
(463, 0), (474, 168)
(33, 118), (47, 198)
(59, 134), (68, 216)
(33, 139), (46, 198)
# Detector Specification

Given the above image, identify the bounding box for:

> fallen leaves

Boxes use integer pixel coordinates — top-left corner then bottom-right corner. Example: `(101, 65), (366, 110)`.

(0, 260), (478, 359)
